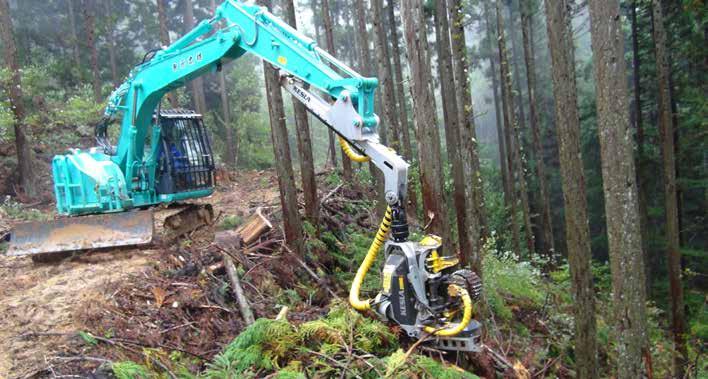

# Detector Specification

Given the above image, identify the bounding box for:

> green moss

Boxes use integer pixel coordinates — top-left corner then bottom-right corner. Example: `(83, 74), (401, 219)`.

(219, 214), (243, 230)
(385, 349), (480, 379)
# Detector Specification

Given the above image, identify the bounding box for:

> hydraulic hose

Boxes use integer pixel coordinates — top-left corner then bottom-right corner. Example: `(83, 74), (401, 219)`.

(423, 285), (473, 337)
(349, 206), (392, 311)
(338, 136), (371, 163)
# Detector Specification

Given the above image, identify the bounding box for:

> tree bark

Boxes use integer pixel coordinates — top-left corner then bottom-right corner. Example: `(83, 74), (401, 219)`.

(502, 1), (534, 256)
(209, 0), (237, 168)
(495, 1), (522, 256)
(67, 0), (81, 69)
(82, 0), (101, 102)
(283, 0), (319, 226)
(505, 1), (528, 136)
(651, 1), (686, 375)
(449, 0), (486, 270)
(587, 1), (648, 377)
(483, 2), (510, 207)
(400, 0), (453, 251)
(521, 2), (554, 257)
(321, 0), (342, 174)
(544, 0), (597, 376)
(0, 0), (37, 198)
(630, 0), (651, 296)
(258, 0), (305, 258)
(372, 0), (397, 150)
(433, 0), (466, 257)
(354, 0), (382, 190)
(183, 0), (207, 114)
(386, 1), (413, 162)
(103, 0), (118, 87)
(386, 0), (417, 214)
(157, 0), (179, 109)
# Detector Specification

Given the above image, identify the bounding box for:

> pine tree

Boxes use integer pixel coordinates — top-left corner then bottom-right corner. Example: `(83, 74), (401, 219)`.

(651, 0), (686, 374)
(283, 0), (319, 226)
(587, 0), (648, 376)
(400, 0), (453, 249)
(0, 0), (37, 198)
(544, 0), (597, 376)
(258, 0), (305, 258)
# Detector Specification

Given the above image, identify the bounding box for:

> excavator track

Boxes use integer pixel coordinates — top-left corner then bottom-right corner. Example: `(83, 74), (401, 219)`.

(7, 203), (214, 263)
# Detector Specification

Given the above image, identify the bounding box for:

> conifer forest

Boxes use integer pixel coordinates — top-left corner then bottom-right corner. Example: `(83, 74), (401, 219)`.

(0, 0), (705, 378)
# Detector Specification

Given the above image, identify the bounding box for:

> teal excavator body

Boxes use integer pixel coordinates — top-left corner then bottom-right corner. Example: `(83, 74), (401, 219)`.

(51, 0), (378, 216)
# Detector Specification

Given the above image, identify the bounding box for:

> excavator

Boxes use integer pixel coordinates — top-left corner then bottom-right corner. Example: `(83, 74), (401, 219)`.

(7, 0), (482, 352)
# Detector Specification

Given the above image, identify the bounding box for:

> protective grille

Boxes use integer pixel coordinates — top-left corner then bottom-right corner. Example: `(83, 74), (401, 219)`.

(157, 111), (215, 193)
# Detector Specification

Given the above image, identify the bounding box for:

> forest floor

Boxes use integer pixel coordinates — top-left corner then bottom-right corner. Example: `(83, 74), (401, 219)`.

(0, 167), (582, 378)
(0, 170), (282, 378)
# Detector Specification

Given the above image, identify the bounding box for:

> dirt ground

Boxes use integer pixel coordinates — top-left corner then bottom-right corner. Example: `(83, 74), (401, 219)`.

(0, 170), (280, 379)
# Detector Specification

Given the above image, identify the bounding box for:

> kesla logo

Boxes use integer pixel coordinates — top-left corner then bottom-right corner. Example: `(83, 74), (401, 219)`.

(172, 52), (204, 72)
(293, 86), (311, 103)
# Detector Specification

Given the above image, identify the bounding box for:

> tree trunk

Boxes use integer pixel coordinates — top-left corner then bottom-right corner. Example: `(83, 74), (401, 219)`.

(82, 0), (101, 102)
(449, 0), (486, 271)
(505, 0), (528, 135)
(0, 0), (37, 198)
(630, 0), (651, 297)
(386, 1), (417, 214)
(495, 1), (522, 256)
(103, 0), (118, 86)
(67, 0), (81, 70)
(157, 0), (179, 108)
(209, 0), (237, 168)
(283, 0), (319, 226)
(502, 1), (534, 256)
(354, 0), (381, 191)
(433, 0), (466, 257)
(484, 2), (510, 208)
(258, 0), (305, 258)
(400, 0), (453, 251)
(321, 0), (342, 174)
(184, 0), (207, 114)
(651, 1), (686, 375)
(544, 0), (597, 376)
(521, 2), (554, 257)
(372, 0), (397, 151)
(587, 1), (648, 377)
(386, 1), (413, 161)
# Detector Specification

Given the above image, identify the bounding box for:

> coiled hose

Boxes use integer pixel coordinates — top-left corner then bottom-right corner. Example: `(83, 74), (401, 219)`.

(423, 284), (473, 336)
(338, 136), (371, 163)
(349, 206), (392, 311)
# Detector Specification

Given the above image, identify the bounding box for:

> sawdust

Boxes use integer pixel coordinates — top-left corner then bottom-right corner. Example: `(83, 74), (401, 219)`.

(0, 250), (159, 378)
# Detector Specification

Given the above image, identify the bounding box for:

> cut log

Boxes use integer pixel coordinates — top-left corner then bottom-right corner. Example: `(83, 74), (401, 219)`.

(276, 306), (289, 321)
(223, 253), (256, 325)
(235, 207), (273, 245)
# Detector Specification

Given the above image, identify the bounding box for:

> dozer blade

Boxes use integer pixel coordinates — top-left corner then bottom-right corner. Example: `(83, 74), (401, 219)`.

(7, 210), (154, 257)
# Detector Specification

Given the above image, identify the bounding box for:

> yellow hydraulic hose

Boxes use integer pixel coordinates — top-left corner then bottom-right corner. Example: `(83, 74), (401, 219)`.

(424, 285), (473, 337)
(338, 136), (371, 163)
(349, 206), (393, 311)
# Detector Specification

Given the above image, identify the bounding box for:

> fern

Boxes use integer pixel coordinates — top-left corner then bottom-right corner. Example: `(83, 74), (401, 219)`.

(112, 361), (151, 379)
(204, 318), (300, 377)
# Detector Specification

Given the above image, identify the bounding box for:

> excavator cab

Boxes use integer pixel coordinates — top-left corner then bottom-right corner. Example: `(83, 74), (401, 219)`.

(8, 110), (216, 260)
(155, 110), (215, 196)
